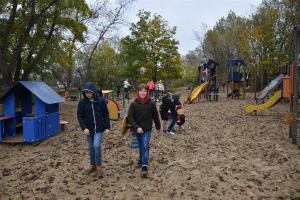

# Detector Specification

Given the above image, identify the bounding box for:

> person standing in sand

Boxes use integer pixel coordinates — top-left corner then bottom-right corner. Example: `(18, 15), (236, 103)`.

(127, 83), (161, 175)
(77, 82), (110, 177)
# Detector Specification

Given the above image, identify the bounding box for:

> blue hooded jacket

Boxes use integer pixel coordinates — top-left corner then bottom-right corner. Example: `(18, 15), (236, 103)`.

(77, 82), (110, 134)
(170, 95), (181, 114)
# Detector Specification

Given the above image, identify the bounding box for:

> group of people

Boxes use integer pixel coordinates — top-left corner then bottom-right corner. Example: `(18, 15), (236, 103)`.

(147, 80), (165, 101)
(77, 81), (186, 177)
(115, 79), (131, 98)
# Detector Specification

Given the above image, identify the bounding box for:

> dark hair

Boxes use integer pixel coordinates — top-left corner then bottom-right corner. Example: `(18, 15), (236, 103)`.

(96, 88), (102, 97)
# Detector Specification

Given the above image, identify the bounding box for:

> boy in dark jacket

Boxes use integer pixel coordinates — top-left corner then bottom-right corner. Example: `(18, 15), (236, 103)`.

(128, 83), (161, 175)
(159, 92), (175, 134)
(77, 82), (110, 177)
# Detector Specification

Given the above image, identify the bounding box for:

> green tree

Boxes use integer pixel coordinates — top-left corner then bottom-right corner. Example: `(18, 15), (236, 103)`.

(91, 40), (117, 88)
(122, 10), (182, 84)
(0, 0), (89, 91)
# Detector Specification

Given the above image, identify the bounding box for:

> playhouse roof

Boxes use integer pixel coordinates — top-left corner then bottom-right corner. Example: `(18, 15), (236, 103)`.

(227, 58), (246, 67)
(0, 81), (65, 104)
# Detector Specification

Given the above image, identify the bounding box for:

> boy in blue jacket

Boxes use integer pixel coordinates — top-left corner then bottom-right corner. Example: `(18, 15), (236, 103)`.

(77, 82), (110, 177)
(168, 91), (183, 134)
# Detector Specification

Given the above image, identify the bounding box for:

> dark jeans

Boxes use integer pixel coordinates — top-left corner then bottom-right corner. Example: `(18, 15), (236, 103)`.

(149, 89), (153, 97)
(154, 90), (160, 100)
(86, 132), (103, 164)
(134, 131), (151, 166)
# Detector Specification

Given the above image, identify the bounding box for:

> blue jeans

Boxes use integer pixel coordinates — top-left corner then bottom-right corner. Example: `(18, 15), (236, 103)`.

(86, 132), (103, 164)
(168, 113), (177, 132)
(134, 131), (151, 166)
(154, 90), (160, 100)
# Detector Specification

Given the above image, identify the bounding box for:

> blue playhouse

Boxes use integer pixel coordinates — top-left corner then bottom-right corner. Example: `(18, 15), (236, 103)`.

(0, 81), (65, 143)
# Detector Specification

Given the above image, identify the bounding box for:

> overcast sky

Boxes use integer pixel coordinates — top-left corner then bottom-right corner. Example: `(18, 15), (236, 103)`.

(120, 0), (263, 55)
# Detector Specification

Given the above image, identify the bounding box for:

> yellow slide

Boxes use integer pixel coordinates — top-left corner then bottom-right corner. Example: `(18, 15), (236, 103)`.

(246, 90), (282, 113)
(186, 82), (209, 103)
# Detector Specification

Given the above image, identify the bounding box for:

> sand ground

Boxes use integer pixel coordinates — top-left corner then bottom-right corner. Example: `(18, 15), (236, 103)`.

(1, 90), (300, 200)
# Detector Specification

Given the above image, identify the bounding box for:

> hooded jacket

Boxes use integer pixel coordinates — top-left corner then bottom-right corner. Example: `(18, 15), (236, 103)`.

(160, 96), (175, 114)
(128, 87), (161, 132)
(170, 95), (181, 114)
(77, 82), (110, 134)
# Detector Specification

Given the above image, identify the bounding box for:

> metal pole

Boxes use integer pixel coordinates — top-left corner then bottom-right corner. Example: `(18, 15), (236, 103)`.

(243, 65), (245, 99)
(254, 64), (257, 100)
(267, 64), (270, 99)
(261, 64), (263, 94)
(238, 63), (240, 98)
(227, 65), (229, 98)
(123, 83), (125, 108)
(231, 64), (234, 99)
(291, 23), (300, 144)
(216, 65), (218, 95)
(112, 83), (115, 100)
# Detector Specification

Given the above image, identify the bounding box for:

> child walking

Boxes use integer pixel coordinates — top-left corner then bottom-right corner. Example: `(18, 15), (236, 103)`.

(168, 91), (183, 133)
(77, 82), (110, 177)
(186, 87), (191, 105)
(160, 92), (175, 134)
(128, 83), (161, 175)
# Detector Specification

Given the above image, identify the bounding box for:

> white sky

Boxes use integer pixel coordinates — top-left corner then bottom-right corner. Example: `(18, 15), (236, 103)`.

(120, 0), (263, 55)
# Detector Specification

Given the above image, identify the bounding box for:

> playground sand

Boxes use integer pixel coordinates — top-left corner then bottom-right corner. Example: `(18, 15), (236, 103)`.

(1, 90), (299, 200)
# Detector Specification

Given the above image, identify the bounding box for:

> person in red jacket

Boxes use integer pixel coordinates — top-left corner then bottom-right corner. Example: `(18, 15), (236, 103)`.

(148, 79), (155, 98)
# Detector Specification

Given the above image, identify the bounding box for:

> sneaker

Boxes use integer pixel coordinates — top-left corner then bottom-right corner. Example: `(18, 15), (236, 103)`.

(163, 130), (167, 134)
(178, 125), (184, 130)
(167, 131), (175, 135)
(142, 166), (148, 175)
(136, 160), (142, 168)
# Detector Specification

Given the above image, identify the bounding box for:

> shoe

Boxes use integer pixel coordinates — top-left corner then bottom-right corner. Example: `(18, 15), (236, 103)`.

(136, 160), (142, 167)
(167, 131), (175, 135)
(85, 162), (96, 175)
(178, 125), (184, 130)
(96, 163), (103, 177)
(163, 130), (167, 134)
(142, 166), (148, 175)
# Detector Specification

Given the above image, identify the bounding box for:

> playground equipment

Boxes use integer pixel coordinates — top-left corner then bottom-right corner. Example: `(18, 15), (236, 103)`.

(227, 58), (246, 99)
(246, 60), (289, 114)
(63, 69), (82, 100)
(246, 90), (282, 113)
(102, 89), (121, 121)
(285, 24), (300, 145)
(121, 116), (138, 148)
(0, 81), (65, 143)
(193, 59), (219, 102)
(185, 82), (209, 103)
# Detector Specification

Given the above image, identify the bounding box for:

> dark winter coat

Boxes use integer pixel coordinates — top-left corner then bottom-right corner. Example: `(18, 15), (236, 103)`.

(170, 95), (181, 114)
(160, 96), (175, 114)
(117, 84), (121, 91)
(128, 98), (161, 132)
(77, 82), (110, 134)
